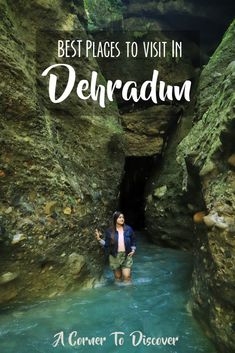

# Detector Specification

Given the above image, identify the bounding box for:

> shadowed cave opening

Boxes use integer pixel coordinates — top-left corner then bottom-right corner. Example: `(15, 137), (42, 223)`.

(118, 155), (160, 230)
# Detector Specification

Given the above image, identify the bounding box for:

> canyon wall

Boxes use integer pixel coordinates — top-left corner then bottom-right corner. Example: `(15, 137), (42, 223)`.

(0, 3), (234, 352)
(0, 0), (125, 303)
(177, 20), (235, 352)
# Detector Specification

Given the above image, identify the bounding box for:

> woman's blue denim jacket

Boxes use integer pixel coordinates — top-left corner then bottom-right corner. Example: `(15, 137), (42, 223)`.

(99, 224), (136, 257)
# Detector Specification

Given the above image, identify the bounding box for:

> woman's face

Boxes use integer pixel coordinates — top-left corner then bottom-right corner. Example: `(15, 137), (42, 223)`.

(116, 213), (125, 226)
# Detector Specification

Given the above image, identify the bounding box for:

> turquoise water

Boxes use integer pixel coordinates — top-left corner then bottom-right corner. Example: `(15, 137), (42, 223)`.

(0, 234), (217, 353)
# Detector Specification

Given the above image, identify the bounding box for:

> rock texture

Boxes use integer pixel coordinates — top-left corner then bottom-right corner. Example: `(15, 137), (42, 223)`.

(121, 106), (180, 156)
(84, 0), (123, 29)
(0, 0), (125, 303)
(177, 20), (235, 353)
(144, 102), (197, 248)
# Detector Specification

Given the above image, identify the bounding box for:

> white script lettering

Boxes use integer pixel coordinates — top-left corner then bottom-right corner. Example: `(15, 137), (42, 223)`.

(41, 64), (192, 108)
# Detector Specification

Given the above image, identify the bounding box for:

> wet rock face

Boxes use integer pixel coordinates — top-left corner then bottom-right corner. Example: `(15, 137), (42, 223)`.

(177, 20), (235, 353)
(0, 0), (125, 303)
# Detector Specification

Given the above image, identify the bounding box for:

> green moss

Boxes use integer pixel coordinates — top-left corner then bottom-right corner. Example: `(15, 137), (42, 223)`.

(177, 19), (235, 192)
(84, 0), (123, 30)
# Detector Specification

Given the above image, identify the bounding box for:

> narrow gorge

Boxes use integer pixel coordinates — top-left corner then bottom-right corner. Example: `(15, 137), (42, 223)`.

(0, 1), (234, 353)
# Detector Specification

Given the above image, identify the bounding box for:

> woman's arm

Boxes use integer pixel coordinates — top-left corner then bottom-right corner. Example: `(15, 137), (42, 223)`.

(126, 226), (136, 256)
(95, 229), (104, 245)
(95, 229), (110, 249)
(130, 227), (137, 252)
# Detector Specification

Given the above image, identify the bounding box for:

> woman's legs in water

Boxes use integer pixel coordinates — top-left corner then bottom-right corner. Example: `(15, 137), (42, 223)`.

(113, 269), (122, 281)
(110, 253), (133, 282)
(122, 267), (132, 282)
(113, 268), (131, 282)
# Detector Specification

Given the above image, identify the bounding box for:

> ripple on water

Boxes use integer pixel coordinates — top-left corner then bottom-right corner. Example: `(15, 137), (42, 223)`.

(133, 277), (152, 285)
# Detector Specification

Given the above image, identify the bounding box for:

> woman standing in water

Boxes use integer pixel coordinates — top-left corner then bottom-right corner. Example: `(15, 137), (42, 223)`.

(95, 211), (136, 282)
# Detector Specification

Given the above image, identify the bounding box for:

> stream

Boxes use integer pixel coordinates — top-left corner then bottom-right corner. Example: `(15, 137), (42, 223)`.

(0, 233), (217, 353)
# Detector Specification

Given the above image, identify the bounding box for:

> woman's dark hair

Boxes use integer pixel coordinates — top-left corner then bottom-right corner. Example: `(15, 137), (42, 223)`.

(111, 211), (124, 244)
(112, 211), (123, 228)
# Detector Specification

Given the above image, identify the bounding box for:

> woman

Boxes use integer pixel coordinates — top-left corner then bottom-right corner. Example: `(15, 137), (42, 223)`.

(95, 211), (136, 282)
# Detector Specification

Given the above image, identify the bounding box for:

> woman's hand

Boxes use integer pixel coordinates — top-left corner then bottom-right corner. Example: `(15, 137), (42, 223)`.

(95, 229), (102, 241)
(128, 251), (135, 257)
